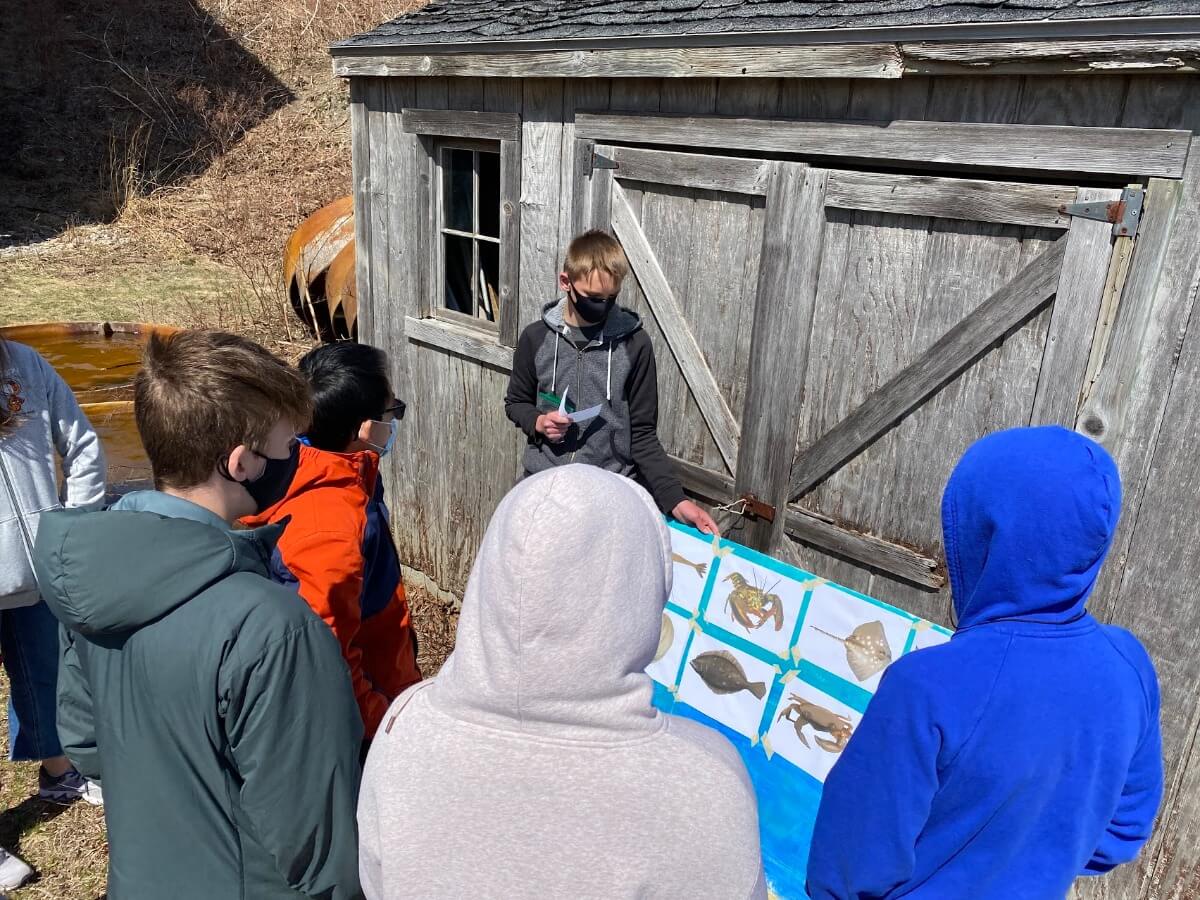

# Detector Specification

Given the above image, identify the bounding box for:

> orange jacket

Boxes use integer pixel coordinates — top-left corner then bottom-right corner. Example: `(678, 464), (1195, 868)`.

(243, 444), (421, 737)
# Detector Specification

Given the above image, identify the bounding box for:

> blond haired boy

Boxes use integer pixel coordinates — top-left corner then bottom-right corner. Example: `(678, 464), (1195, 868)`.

(504, 230), (718, 534)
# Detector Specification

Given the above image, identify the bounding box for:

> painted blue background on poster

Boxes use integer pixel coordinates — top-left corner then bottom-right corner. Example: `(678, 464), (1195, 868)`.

(649, 522), (953, 899)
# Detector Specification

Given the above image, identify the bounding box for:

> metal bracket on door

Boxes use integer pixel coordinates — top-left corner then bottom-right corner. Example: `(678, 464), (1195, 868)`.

(738, 493), (776, 523)
(1058, 187), (1144, 238)
(592, 152), (618, 171)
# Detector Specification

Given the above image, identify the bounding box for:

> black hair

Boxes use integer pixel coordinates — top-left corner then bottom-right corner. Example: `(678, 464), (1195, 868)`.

(298, 342), (392, 451)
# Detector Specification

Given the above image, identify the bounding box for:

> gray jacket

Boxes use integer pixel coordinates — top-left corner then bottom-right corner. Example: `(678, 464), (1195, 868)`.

(503, 298), (686, 513)
(0, 341), (105, 608)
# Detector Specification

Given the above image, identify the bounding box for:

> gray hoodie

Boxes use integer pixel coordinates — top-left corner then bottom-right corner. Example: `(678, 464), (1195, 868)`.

(358, 465), (766, 899)
(504, 299), (687, 514)
(0, 340), (105, 608)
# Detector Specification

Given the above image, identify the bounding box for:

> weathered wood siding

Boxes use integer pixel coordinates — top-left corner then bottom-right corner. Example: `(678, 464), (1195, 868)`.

(350, 71), (1200, 900)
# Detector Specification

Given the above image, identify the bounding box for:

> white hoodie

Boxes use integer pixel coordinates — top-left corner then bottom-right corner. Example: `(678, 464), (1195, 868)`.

(359, 465), (766, 899)
(0, 341), (105, 608)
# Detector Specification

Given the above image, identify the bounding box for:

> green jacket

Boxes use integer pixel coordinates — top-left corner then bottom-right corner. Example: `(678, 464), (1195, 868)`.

(33, 491), (364, 900)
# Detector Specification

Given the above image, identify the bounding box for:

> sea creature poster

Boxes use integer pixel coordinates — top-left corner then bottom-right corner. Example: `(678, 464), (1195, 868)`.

(650, 522), (953, 899)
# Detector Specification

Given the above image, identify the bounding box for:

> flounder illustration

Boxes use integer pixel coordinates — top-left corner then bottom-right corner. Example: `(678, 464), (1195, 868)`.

(690, 650), (766, 700)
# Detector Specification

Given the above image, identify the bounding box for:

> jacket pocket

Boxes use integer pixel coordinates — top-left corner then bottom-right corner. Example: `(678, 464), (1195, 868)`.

(0, 516), (37, 600)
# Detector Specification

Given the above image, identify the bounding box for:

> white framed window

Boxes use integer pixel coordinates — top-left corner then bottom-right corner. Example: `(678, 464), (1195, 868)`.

(436, 140), (502, 330)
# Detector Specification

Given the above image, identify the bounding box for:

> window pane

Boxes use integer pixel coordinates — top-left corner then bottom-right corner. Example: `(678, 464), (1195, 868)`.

(443, 148), (473, 232)
(478, 151), (501, 239)
(478, 241), (500, 323)
(444, 234), (474, 315)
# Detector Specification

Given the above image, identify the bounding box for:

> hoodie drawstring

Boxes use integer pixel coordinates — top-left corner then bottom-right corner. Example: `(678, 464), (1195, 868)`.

(606, 343), (612, 402)
(551, 333), (560, 393)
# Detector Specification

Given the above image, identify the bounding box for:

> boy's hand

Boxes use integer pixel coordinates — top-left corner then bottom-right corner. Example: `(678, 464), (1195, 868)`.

(536, 411), (572, 443)
(672, 499), (721, 537)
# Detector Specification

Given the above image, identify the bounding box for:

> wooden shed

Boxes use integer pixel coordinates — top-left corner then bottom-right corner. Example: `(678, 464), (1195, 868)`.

(333, 3), (1200, 894)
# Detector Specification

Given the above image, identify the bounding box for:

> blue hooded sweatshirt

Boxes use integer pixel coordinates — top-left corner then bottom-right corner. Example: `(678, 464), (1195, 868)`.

(806, 426), (1162, 900)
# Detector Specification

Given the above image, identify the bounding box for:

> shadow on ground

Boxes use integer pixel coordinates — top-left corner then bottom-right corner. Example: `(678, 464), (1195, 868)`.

(0, 796), (72, 860)
(0, 0), (293, 246)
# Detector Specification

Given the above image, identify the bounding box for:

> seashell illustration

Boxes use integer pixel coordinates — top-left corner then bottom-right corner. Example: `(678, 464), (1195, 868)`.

(653, 613), (674, 662)
(812, 620), (893, 681)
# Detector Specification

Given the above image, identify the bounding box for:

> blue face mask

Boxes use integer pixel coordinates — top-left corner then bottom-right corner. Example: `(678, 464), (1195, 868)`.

(365, 419), (398, 457)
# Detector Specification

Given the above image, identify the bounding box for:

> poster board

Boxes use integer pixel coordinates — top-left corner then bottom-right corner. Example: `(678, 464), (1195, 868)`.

(649, 522), (953, 899)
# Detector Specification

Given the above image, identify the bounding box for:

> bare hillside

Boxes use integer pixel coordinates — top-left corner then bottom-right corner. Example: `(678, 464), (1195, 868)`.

(0, 0), (420, 338)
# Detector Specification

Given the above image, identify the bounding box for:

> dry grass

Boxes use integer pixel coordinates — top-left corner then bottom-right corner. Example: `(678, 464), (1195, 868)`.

(408, 583), (460, 678)
(2, 0), (423, 340)
(0, 673), (108, 900)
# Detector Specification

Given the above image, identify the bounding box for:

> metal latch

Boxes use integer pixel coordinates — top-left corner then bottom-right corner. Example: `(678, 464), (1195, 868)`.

(591, 152), (618, 171)
(1058, 187), (1143, 237)
(738, 493), (776, 523)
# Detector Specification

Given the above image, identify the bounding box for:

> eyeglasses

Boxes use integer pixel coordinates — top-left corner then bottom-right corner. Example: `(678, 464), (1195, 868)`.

(383, 400), (406, 422)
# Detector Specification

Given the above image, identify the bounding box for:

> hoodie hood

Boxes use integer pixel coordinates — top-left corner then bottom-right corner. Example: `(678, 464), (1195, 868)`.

(33, 492), (283, 636)
(942, 426), (1121, 629)
(433, 464), (672, 742)
(541, 297), (642, 342)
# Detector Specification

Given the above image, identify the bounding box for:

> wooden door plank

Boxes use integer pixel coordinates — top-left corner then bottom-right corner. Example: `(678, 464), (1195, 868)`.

(826, 170), (1074, 229)
(789, 238), (1067, 501)
(1031, 187), (1120, 426)
(608, 145), (770, 196)
(1077, 179), (1183, 447)
(611, 180), (741, 472)
(559, 80), (611, 247)
(733, 163), (824, 551)
(1078, 176), (1188, 623)
(671, 453), (943, 589)
(575, 112), (1191, 179)
(783, 505), (944, 590)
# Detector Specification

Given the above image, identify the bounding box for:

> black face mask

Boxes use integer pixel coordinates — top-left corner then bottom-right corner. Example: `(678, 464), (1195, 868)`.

(569, 285), (617, 325)
(223, 443), (300, 513)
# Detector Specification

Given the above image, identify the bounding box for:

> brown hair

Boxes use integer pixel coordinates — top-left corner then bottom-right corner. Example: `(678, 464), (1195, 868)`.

(563, 230), (629, 284)
(134, 330), (312, 490)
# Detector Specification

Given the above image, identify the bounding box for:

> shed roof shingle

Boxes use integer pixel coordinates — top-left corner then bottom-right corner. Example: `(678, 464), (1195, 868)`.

(335, 0), (1196, 51)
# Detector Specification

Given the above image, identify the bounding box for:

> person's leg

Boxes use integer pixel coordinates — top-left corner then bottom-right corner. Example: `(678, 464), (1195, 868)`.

(2, 601), (101, 806)
(0, 600), (64, 764)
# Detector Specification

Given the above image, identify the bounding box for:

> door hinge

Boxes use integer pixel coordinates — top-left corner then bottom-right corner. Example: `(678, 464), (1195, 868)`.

(1058, 187), (1144, 238)
(591, 152), (618, 171)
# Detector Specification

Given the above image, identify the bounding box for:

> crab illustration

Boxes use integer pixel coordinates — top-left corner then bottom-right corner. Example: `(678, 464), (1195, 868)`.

(777, 694), (854, 753)
(723, 572), (784, 632)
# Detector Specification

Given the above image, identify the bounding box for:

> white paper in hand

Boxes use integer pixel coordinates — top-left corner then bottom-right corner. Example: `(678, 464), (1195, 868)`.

(567, 404), (603, 424)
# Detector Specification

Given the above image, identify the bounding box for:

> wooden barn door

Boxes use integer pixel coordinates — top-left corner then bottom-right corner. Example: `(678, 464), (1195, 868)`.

(571, 143), (824, 524)
(573, 139), (1125, 620)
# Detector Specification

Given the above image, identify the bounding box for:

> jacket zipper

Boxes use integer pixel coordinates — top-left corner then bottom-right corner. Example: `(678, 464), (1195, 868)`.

(569, 346), (584, 463)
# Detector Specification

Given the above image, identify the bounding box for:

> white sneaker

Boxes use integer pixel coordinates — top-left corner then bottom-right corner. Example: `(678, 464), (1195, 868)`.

(0, 847), (33, 890)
